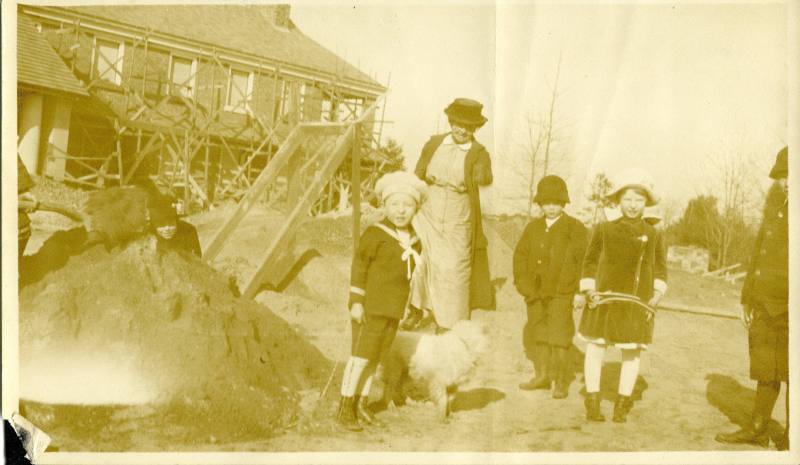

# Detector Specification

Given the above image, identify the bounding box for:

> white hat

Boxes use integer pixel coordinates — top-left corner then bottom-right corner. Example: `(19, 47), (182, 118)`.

(374, 171), (428, 204)
(606, 168), (659, 206)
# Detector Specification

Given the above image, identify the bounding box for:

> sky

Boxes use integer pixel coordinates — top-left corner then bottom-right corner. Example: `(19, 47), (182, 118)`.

(292, 2), (787, 216)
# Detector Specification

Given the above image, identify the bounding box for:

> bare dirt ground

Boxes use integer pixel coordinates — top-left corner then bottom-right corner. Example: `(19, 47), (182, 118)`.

(18, 188), (787, 452)
(188, 208), (788, 452)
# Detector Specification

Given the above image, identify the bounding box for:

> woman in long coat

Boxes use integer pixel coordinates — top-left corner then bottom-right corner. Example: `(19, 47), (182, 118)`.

(408, 98), (495, 332)
(716, 146), (789, 450)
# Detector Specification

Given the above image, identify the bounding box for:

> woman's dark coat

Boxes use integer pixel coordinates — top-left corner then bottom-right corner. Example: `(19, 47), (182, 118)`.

(414, 134), (495, 310)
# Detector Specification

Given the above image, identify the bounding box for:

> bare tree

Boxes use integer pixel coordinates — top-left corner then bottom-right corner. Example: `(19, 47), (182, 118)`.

(504, 57), (571, 218)
(691, 144), (763, 268)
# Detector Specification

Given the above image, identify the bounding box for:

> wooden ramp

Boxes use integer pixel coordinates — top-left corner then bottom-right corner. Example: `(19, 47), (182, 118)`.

(202, 104), (376, 298)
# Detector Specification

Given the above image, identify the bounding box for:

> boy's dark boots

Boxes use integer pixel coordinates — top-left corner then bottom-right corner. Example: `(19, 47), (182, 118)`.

(714, 414), (770, 448)
(552, 347), (571, 399)
(520, 344), (551, 390)
(354, 395), (383, 427)
(336, 396), (363, 432)
(584, 392), (605, 422)
(716, 380), (779, 448)
(612, 395), (634, 423)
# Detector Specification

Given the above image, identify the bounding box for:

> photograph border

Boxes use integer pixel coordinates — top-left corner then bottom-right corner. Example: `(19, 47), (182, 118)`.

(3, 1), (799, 464)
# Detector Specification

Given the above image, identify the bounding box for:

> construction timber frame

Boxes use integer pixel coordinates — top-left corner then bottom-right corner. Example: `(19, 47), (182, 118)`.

(26, 7), (387, 214)
(203, 103), (378, 298)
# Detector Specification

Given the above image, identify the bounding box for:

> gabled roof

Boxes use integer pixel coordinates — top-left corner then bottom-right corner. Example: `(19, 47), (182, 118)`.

(37, 5), (385, 93)
(17, 12), (89, 97)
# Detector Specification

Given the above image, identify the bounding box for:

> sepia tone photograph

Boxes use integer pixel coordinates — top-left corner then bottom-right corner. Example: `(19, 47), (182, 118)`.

(2, 0), (798, 463)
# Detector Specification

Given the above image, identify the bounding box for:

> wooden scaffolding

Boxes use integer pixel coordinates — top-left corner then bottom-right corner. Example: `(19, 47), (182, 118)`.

(41, 16), (387, 215)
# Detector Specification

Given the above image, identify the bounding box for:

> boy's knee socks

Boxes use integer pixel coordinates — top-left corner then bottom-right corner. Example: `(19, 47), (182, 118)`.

(341, 356), (369, 397)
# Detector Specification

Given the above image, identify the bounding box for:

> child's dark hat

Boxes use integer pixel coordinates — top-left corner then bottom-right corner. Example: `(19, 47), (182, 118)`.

(534, 175), (570, 205)
(769, 146), (788, 180)
(444, 98), (488, 128)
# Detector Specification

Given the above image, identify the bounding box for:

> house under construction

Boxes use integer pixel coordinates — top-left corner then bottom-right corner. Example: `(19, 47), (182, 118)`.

(17, 4), (388, 213)
(17, 4), (394, 295)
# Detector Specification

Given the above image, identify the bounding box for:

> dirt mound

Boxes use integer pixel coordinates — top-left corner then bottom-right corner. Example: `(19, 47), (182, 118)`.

(18, 234), (331, 446)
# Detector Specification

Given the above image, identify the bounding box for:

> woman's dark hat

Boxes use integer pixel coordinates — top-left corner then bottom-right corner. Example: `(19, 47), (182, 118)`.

(534, 175), (570, 205)
(769, 146), (788, 179)
(444, 98), (488, 128)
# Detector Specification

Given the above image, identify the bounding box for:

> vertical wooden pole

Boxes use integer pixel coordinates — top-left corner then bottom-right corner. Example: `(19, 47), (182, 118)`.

(142, 31), (149, 96)
(351, 123), (361, 252)
(184, 133), (190, 208)
(204, 135), (211, 203)
(115, 120), (124, 185)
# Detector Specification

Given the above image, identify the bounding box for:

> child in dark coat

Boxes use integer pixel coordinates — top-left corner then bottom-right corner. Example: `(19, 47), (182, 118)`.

(337, 171), (427, 431)
(513, 176), (587, 399)
(578, 168), (667, 423)
(716, 147), (789, 450)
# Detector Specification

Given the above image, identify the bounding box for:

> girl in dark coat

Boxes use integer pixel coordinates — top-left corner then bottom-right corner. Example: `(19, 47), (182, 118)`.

(408, 98), (495, 332)
(578, 168), (667, 423)
(513, 175), (588, 399)
(716, 146), (789, 450)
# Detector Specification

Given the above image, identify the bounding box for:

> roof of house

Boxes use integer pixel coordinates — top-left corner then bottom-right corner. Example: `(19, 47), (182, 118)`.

(41, 5), (385, 93)
(17, 13), (89, 97)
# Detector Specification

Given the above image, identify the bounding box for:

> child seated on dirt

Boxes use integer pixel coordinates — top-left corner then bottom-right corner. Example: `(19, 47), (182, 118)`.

(513, 175), (588, 399)
(146, 192), (202, 258)
(337, 171), (427, 431)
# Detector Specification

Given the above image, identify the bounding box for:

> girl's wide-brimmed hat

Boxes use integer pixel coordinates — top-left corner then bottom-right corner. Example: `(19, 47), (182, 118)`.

(444, 98), (488, 128)
(375, 170), (428, 204)
(534, 175), (570, 205)
(606, 168), (660, 207)
(769, 146), (788, 180)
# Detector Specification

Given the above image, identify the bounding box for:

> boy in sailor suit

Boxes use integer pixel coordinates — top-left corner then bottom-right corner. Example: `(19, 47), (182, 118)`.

(337, 171), (427, 431)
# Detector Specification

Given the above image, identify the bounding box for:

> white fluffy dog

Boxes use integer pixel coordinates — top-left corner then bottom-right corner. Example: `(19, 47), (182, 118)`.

(375, 319), (489, 421)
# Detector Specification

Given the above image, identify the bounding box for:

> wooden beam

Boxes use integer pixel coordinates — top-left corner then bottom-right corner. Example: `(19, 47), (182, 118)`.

(203, 124), (304, 261)
(351, 122), (362, 253)
(242, 123), (356, 298)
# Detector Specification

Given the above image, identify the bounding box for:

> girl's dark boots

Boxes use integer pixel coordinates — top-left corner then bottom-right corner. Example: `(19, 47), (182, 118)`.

(336, 396), (363, 432)
(612, 395), (634, 423)
(354, 395), (383, 427)
(584, 392), (605, 422)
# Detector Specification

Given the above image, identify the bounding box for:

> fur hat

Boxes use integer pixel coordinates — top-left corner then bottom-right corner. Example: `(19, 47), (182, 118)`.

(606, 168), (659, 207)
(769, 146), (788, 179)
(374, 171), (428, 205)
(444, 98), (488, 129)
(534, 175), (570, 205)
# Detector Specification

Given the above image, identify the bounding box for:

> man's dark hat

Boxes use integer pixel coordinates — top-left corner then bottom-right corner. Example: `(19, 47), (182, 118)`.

(769, 146), (788, 180)
(444, 98), (488, 128)
(534, 175), (570, 205)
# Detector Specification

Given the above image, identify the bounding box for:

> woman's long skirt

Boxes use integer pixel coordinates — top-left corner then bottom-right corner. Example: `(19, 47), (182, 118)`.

(409, 184), (472, 329)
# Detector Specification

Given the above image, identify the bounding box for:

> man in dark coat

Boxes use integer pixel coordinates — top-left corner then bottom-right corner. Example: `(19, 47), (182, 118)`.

(716, 146), (789, 450)
(513, 176), (587, 398)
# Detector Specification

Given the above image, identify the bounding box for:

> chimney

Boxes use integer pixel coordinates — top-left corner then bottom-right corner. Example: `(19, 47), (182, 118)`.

(272, 4), (291, 29)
